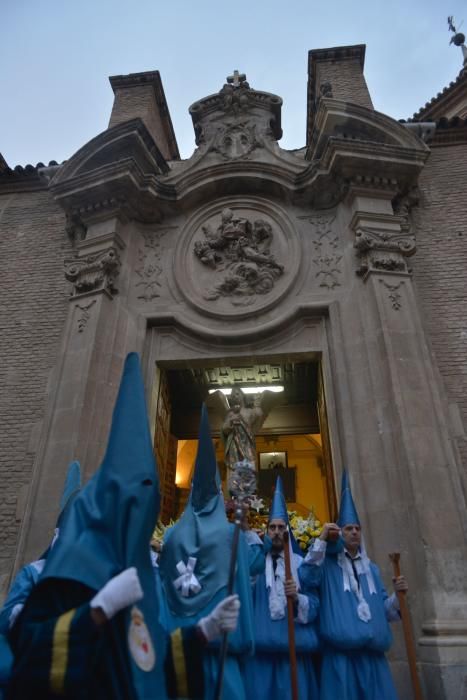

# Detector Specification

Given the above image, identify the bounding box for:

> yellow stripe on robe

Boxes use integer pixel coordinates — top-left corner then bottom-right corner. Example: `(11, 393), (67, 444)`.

(50, 608), (76, 694)
(171, 627), (189, 698)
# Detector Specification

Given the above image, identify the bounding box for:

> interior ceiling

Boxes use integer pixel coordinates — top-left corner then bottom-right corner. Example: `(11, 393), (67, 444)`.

(167, 361), (320, 439)
(167, 361), (319, 410)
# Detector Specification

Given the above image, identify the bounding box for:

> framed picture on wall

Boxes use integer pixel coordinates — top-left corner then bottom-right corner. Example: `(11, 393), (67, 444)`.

(258, 451), (288, 471)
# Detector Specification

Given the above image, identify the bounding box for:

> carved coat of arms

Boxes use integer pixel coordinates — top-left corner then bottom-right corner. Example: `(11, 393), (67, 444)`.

(193, 208), (284, 306)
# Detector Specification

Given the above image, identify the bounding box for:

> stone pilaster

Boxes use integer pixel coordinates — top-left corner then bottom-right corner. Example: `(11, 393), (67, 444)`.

(345, 186), (467, 699)
(13, 215), (146, 569)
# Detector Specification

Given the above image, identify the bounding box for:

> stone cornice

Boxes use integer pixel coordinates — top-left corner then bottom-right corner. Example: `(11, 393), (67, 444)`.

(50, 96), (430, 225)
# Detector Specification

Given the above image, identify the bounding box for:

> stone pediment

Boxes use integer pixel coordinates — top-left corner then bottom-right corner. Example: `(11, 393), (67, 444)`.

(308, 98), (429, 159)
(53, 118), (168, 182)
(50, 119), (174, 223)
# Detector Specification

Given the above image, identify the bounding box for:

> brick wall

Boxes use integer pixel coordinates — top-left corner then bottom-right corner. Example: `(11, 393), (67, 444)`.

(0, 188), (71, 595)
(316, 60), (374, 110)
(411, 142), (467, 473)
(109, 85), (173, 161)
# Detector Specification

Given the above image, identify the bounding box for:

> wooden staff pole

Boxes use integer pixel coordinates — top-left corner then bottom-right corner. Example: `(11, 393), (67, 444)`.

(283, 530), (299, 700)
(214, 505), (242, 700)
(389, 552), (424, 700)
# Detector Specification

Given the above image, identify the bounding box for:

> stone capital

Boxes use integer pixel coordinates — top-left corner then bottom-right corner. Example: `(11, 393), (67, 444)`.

(350, 209), (415, 279)
(64, 227), (125, 300)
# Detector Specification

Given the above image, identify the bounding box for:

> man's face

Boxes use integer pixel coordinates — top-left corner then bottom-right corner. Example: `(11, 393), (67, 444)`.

(342, 523), (361, 553)
(268, 518), (287, 551)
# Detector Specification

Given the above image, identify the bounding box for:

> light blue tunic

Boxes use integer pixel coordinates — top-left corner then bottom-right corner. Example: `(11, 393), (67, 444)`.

(305, 545), (400, 700)
(244, 556), (320, 700)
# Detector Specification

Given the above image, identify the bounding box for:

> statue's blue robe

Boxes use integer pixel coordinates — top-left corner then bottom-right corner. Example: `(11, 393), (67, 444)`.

(311, 552), (399, 700)
(244, 566), (320, 700)
(0, 561), (44, 697)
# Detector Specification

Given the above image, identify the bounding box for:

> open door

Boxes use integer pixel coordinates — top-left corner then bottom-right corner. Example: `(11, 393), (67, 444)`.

(154, 368), (178, 523)
(317, 364), (338, 521)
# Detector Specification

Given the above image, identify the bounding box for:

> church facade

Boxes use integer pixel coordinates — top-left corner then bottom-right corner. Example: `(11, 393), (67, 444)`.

(1, 44), (467, 698)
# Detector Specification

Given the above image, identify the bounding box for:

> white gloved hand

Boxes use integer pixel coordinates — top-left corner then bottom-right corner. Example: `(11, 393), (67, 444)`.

(90, 567), (143, 620)
(198, 594), (241, 641)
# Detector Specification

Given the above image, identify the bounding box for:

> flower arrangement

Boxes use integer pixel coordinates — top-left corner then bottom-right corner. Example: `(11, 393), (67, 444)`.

(154, 500), (323, 553)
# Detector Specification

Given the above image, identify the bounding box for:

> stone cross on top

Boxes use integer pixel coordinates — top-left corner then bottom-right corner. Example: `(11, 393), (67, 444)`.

(227, 70), (247, 88)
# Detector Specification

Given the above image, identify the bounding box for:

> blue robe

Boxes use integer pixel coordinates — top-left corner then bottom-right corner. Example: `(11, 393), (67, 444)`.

(308, 548), (399, 700)
(199, 534), (264, 700)
(0, 561), (44, 697)
(244, 556), (320, 700)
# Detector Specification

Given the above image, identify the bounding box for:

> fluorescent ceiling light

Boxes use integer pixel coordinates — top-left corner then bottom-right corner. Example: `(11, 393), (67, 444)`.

(208, 385), (284, 395)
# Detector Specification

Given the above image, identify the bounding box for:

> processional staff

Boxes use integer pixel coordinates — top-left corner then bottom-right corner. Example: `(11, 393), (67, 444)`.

(389, 552), (424, 700)
(214, 460), (257, 700)
(283, 529), (299, 700)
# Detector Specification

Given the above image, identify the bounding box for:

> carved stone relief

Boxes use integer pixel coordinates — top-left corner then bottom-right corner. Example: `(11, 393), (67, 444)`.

(189, 71), (282, 150)
(193, 208), (284, 306)
(75, 299), (96, 332)
(174, 198), (298, 319)
(381, 280), (404, 310)
(135, 230), (167, 301)
(212, 122), (263, 160)
(301, 213), (342, 289)
(64, 246), (121, 298)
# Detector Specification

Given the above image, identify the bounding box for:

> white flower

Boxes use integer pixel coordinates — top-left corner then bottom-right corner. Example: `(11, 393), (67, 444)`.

(249, 496), (265, 513)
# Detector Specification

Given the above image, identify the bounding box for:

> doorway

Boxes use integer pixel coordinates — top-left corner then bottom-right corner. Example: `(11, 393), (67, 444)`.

(152, 358), (337, 524)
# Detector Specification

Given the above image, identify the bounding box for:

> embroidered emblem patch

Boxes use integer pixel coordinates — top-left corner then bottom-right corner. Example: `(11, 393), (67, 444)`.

(128, 605), (156, 672)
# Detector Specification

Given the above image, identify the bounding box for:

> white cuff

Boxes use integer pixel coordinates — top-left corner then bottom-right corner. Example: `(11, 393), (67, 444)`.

(295, 593), (309, 625)
(9, 603), (24, 629)
(304, 538), (327, 566)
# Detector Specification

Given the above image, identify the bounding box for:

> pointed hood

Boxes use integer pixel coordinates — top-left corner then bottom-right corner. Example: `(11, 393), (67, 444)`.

(269, 475), (289, 524)
(40, 353), (164, 696)
(268, 475), (301, 555)
(159, 404), (255, 652)
(191, 404), (220, 510)
(160, 403), (229, 622)
(337, 470), (360, 527)
(39, 460), (82, 558)
(56, 459), (82, 527)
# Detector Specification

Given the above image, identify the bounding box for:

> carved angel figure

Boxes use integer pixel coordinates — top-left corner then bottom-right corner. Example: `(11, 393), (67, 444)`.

(193, 209), (284, 303)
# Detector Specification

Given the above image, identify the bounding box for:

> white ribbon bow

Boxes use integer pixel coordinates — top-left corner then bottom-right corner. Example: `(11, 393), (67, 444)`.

(173, 557), (201, 597)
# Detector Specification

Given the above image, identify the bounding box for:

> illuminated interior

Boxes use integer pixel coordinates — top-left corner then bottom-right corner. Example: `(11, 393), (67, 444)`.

(154, 360), (337, 523)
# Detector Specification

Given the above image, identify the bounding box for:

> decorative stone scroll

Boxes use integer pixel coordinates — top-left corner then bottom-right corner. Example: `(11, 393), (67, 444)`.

(354, 226), (415, 277)
(193, 207), (284, 306)
(64, 246), (121, 298)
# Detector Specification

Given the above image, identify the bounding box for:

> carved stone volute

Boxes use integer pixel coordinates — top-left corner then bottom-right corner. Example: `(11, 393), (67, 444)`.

(353, 224), (415, 277)
(64, 246), (121, 298)
(64, 223), (125, 299)
(348, 182), (416, 279)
